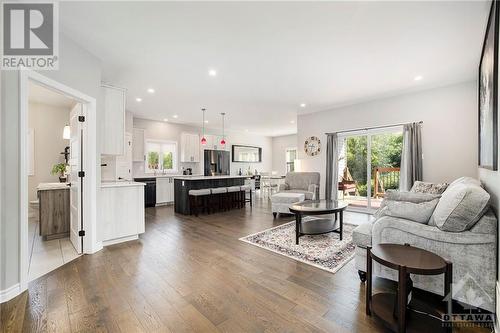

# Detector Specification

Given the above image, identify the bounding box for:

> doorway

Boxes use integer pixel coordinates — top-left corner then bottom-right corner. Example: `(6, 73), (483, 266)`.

(338, 127), (403, 212)
(26, 82), (85, 281)
(19, 71), (98, 293)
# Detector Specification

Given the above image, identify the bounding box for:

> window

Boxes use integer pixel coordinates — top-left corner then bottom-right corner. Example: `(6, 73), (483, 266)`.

(145, 140), (177, 173)
(286, 148), (297, 173)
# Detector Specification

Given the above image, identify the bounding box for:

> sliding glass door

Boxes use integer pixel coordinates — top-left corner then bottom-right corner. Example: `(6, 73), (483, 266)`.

(338, 128), (403, 212)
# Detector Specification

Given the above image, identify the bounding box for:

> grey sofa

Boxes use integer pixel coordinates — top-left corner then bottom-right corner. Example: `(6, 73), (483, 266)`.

(278, 172), (320, 200)
(353, 177), (497, 312)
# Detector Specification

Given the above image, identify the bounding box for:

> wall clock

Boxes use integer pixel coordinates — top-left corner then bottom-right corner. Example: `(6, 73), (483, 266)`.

(304, 136), (321, 156)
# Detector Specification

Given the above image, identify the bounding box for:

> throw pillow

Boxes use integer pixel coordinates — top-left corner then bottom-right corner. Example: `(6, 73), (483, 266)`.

(432, 183), (490, 232)
(385, 190), (441, 203)
(376, 199), (439, 224)
(410, 181), (449, 194)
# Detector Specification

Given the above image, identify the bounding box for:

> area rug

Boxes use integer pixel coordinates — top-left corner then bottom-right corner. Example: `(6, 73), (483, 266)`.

(239, 219), (356, 274)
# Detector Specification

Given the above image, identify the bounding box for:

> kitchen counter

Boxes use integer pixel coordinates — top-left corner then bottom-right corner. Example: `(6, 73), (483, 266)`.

(101, 181), (146, 188)
(101, 182), (145, 246)
(37, 182), (69, 191)
(174, 175), (251, 181)
(133, 174), (203, 179)
(174, 176), (248, 215)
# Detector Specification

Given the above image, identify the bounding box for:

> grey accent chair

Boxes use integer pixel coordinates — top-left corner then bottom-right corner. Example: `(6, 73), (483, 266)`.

(278, 172), (320, 200)
(353, 177), (497, 312)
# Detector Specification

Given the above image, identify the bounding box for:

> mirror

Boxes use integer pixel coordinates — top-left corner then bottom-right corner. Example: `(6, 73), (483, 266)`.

(232, 145), (262, 163)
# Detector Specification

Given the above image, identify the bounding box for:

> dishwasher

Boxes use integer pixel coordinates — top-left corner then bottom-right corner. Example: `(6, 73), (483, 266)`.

(135, 178), (156, 207)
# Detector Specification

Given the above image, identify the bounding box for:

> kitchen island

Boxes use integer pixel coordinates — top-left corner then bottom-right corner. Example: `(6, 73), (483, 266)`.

(174, 175), (250, 215)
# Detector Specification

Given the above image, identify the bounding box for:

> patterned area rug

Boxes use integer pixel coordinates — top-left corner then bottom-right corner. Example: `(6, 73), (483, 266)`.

(240, 218), (356, 273)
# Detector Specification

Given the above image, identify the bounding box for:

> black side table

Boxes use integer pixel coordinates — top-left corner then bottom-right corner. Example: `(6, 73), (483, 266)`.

(366, 243), (453, 333)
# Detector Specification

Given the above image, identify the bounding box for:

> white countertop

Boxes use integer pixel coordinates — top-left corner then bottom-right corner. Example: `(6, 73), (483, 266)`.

(173, 175), (251, 180)
(133, 174), (203, 179)
(101, 181), (146, 188)
(37, 182), (69, 191)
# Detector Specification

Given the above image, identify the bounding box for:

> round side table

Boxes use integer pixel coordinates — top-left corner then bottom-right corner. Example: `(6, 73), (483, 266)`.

(366, 243), (452, 333)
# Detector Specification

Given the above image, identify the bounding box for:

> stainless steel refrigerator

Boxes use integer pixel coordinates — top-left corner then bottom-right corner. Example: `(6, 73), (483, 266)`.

(204, 150), (230, 176)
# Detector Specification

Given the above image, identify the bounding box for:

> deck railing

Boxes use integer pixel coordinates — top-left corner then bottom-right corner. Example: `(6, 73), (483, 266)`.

(373, 167), (400, 198)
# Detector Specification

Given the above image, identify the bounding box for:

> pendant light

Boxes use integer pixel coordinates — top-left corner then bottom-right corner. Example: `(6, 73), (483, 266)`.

(201, 108), (207, 145)
(220, 112), (226, 146)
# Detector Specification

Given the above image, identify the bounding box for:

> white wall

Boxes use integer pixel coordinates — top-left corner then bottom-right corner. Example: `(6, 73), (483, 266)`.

(28, 103), (71, 201)
(272, 134), (297, 176)
(298, 81), (478, 199)
(132, 118), (273, 176)
(0, 34), (103, 292)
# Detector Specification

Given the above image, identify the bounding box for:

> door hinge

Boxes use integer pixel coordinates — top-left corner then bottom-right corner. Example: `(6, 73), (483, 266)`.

(78, 171), (85, 177)
(79, 230), (85, 237)
(78, 115), (85, 122)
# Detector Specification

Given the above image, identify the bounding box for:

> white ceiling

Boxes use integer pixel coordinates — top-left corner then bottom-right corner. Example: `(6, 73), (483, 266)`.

(29, 82), (75, 108)
(60, 1), (490, 137)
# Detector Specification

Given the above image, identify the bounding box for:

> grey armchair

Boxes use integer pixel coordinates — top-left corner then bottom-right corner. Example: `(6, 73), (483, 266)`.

(278, 172), (320, 200)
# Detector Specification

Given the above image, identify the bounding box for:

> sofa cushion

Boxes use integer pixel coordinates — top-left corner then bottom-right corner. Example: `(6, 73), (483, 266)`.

(352, 222), (372, 248)
(271, 192), (306, 204)
(284, 172), (320, 191)
(448, 176), (482, 188)
(376, 199), (439, 224)
(278, 190), (314, 200)
(470, 209), (497, 234)
(410, 181), (449, 194)
(432, 183), (490, 232)
(385, 190), (441, 203)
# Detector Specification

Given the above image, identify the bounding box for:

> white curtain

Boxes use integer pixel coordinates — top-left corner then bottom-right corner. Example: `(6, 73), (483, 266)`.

(400, 122), (423, 191)
(325, 133), (339, 200)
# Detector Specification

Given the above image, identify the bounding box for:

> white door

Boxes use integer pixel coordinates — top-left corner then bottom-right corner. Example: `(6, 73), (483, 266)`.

(69, 103), (84, 253)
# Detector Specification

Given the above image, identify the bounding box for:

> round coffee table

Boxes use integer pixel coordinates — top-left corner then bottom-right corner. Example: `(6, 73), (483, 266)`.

(289, 200), (348, 245)
(366, 243), (452, 333)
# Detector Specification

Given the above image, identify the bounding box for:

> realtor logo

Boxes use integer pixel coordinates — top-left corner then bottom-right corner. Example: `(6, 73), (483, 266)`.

(1, 2), (58, 69)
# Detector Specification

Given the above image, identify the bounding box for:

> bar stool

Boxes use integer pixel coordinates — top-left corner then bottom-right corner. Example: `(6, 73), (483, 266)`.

(210, 187), (227, 212)
(227, 186), (242, 209)
(240, 185), (252, 208)
(188, 189), (211, 216)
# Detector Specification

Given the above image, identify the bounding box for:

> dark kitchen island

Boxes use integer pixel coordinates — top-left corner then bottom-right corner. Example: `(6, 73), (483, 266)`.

(174, 175), (249, 215)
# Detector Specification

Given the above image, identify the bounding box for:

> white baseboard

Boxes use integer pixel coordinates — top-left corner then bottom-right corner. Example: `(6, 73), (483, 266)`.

(102, 234), (138, 247)
(0, 283), (22, 303)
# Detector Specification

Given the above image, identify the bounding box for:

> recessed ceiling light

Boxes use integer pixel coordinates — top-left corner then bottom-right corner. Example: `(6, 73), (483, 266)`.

(147, 88), (155, 93)
(414, 75), (423, 81)
(173, 115), (178, 119)
(208, 69), (217, 77)
(290, 120), (296, 124)
(300, 103), (306, 108)
(163, 118), (168, 122)
(135, 97), (142, 102)
(204, 120), (209, 123)
(245, 129), (249, 132)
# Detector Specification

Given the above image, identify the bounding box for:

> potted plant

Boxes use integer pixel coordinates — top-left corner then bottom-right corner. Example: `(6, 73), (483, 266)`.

(51, 163), (68, 183)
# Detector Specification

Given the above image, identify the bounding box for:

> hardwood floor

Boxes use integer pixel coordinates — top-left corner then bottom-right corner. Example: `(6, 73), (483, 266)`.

(1, 198), (492, 332)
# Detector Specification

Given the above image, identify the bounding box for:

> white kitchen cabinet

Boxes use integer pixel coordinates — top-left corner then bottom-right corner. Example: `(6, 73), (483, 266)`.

(156, 177), (174, 204)
(101, 84), (126, 155)
(180, 132), (200, 162)
(115, 132), (132, 180)
(132, 128), (145, 162)
(101, 183), (145, 246)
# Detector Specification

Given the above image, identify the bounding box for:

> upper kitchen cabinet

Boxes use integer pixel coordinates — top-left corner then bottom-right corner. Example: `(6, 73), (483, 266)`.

(101, 84), (126, 155)
(132, 128), (145, 162)
(180, 132), (200, 162)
